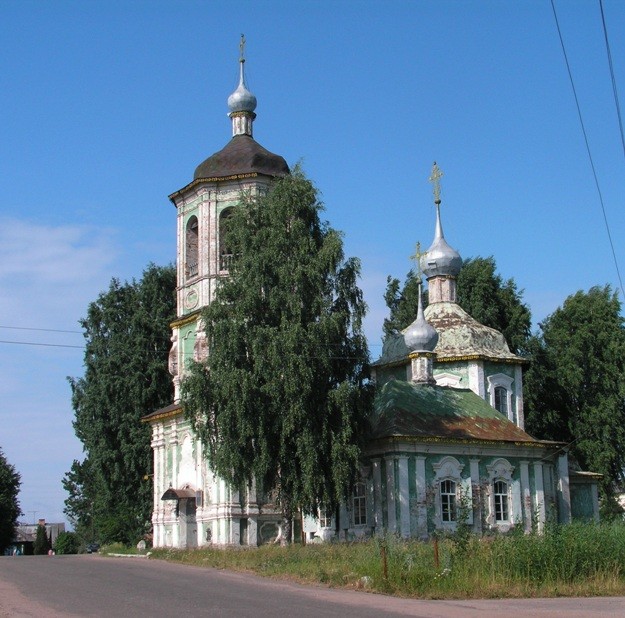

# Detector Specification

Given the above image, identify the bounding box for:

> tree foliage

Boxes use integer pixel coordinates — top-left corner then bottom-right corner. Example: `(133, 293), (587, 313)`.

(384, 256), (531, 354)
(33, 524), (51, 555)
(181, 167), (371, 542)
(54, 531), (80, 555)
(383, 271), (421, 338)
(0, 447), (21, 553)
(456, 257), (531, 355)
(65, 264), (176, 544)
(524, 285), (625, 509)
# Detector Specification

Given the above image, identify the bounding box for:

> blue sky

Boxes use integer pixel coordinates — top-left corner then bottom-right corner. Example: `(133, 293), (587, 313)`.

(1, 0), (623, 527)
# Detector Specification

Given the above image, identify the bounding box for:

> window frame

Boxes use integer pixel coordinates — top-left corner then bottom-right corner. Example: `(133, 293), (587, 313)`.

(432, 456), (471, 528)
(486, 458), (515, 530)
(352, 481), (367, 527)
(493, 479), (509, 523)
(487, 373), (514, 423)
(440, 479), (457, 523)
(318, 509), (332, 529)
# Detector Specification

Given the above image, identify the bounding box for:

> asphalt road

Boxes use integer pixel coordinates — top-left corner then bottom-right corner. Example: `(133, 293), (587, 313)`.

(1, 555), (624, 617)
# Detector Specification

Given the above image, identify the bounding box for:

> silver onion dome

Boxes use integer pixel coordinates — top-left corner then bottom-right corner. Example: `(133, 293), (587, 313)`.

(227, 55), (257, 114)
(420, 202), (462, 278)
(404, 281), (439, 352)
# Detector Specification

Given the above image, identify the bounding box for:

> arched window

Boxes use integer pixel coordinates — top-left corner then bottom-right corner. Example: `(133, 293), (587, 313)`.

(493, 480), (509, 523)
(440, 479), (457, 522)
(353, 482), (367, 526)
(487, 373), (514, 422)
(432, 455), (471, 527)
(185, 216), (199, 279)
(494, 386), (508, 416)
(219, 209), (234, 271)
(487, 458), (515, 528)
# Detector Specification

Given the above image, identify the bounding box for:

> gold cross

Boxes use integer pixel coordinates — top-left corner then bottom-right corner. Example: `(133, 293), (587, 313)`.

(409, 241), (426, 278)
(239, 34), (246, 62)
(428, 161), (443, 205)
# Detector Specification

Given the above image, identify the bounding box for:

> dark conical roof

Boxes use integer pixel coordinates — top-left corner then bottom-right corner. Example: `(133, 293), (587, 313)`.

(193, 135), (289, 180)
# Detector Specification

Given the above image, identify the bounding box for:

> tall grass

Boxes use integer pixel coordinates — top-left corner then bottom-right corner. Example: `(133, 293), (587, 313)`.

(150, 522), (625, 599)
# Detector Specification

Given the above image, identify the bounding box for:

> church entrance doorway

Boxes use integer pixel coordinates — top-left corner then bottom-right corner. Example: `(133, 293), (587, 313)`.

(178, 498), (197, 548)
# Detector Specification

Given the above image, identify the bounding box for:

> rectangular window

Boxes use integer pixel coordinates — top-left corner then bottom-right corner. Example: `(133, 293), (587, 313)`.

(494, 480), (509, 522)
(319, 509), (332, 528)
(353, 482), (367, 526)
(440, 479), (457, 522)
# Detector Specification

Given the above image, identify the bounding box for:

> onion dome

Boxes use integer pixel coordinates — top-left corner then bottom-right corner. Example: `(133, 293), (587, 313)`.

(227, 64), (257, 114)
(420, 204), (462, 278)
(227, 36), (257, 114)
(404, 281), (439, 352)
(420, 162), (462, 279)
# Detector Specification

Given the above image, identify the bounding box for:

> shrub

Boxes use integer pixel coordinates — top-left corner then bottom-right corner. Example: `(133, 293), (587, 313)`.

(54, 531), (80, 555)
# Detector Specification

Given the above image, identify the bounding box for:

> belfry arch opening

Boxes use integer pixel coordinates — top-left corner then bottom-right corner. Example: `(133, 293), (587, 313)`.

(185, 216), (199, 279)
(219, 208), (234, 271)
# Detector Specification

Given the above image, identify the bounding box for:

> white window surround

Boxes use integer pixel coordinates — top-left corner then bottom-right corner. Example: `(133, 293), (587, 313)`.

(432, 456), (473, 527)
(486, 458), (515, 529)
(434, 372), (462, 388)
(487, 373), (514, 423)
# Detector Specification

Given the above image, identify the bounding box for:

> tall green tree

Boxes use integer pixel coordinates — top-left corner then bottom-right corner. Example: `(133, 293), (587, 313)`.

(383, 271), (421, 338)
(0, 448), (21, 553)
(384, 256), (531, 354)
(181, 167), (371, 544)
(62, 458), (98, 542)
(65, 264), (176, 544)
(33, 523), (51, 555)
(524, 285), (625, 512)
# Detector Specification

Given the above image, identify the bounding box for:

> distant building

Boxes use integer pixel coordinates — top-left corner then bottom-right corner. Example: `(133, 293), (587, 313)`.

(144, 42), (600, 548)
(9, 519), (65, 555)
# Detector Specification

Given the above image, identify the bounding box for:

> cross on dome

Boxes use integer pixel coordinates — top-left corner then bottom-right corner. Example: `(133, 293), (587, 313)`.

(428, 162), (443, 205)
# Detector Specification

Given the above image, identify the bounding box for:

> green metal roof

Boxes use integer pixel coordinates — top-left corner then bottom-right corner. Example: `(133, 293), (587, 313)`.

(371, 379), (539, 443)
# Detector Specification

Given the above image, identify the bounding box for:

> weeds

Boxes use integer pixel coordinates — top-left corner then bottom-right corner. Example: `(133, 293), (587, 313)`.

(149, 522), (625, 599)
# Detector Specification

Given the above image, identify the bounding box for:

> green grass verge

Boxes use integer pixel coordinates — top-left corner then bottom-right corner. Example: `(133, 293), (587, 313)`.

(149, 522), (625, 599)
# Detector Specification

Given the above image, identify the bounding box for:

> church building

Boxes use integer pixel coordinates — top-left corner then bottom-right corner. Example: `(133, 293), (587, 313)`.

(143, 43), (600, 548)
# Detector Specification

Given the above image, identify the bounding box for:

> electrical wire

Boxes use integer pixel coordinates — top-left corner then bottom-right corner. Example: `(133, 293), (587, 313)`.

(0, 325), (82, 335)
(0, 339), (83, 349)
(599, 0), (625, 164)
(550, 0), (624, 299)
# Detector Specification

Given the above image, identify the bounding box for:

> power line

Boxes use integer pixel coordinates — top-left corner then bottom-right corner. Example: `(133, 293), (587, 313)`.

(599, 0), (625, 164)
(550, 0), (624, 300)
(0, 325), (82, 335)
(0, 339), (83, 349)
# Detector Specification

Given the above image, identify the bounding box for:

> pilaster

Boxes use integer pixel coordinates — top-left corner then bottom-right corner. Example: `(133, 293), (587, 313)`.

(415, 456), (427, 539)
(533, 462), (545, 532)
(398, 456), (410, 537)
(469, 458), (482, 534)
(371, 458), (383, 534)
(514, 364), (525, 430)
(557, 453), (572, 524)
(468, 360), (485, 398)
(385, 457), (397, 533)
(520, 461), (531, 533)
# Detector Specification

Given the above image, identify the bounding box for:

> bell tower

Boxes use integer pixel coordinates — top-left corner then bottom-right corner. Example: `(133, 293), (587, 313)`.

(167, 37), (289, 401)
